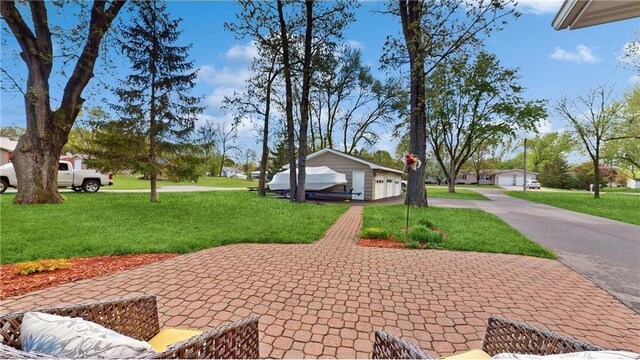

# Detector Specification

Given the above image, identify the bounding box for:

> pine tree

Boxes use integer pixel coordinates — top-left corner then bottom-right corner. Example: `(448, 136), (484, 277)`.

(111, 0), (203, 202)
(538, 156), (572, 189)
(268, 135), (291, 180)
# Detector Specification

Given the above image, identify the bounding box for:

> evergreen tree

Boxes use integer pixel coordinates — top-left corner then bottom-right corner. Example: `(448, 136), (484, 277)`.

(268, 135), (291, 180)
(110, 0), (203, 202)
(538, 156), (572, 189)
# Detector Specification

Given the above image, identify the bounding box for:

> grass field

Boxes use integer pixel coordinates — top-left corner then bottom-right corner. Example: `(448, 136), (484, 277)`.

(361, 205), (555, 258)
(601, 187), (640, 194)
(506, 191), (640, 225)
(0, 192), (347, 264)
(426, 186), (488, 200)
(110, 175), (256, 189)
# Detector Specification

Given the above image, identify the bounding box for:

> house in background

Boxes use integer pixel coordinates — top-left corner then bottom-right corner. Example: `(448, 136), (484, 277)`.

(221, 167), (245, 178)
(455, 169), (538, 186)
(0, 137), (18, 165)
(285, 148), (404, 201)
(627, 178), (640, 189)
(60, 154), (88, 170)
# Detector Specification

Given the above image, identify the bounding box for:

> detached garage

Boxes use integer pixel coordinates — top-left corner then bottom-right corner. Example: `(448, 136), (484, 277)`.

(494, 169), (538, 186)
(298, 148), (404, 201)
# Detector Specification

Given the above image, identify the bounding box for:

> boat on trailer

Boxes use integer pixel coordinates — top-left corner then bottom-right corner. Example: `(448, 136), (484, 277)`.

(268, 166), (348, 191)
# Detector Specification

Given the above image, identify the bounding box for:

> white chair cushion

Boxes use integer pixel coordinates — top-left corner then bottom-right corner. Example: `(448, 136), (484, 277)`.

(20, 312), (153, 358)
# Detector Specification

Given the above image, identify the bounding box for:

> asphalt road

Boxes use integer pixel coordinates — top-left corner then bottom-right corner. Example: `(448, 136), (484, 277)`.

(431, 189), (640, 313)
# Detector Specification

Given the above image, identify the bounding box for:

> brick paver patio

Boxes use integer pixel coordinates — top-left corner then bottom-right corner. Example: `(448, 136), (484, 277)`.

(2, 206), (639, 358)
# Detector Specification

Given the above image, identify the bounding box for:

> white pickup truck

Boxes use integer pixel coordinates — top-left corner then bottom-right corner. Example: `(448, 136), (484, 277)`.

(0, 160), (113, 194)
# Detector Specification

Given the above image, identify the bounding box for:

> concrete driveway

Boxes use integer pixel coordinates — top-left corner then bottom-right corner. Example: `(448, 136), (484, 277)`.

(431, 189), (640, 313)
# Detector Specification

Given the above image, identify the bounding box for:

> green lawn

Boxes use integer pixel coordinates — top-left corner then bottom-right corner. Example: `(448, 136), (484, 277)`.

(0, 192), (347, 264)
(362, 205), (555, 258)
(505, 191), (640, 225)
(111, 175), (256, 189)
(602, 187), (640, 194)
(426, 186), (488, 200)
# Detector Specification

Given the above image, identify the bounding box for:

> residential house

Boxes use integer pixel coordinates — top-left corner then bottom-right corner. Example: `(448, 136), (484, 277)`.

(455, 169), (538, 186)
(0, 137), (18, 165)
(221, 167), (245, 178)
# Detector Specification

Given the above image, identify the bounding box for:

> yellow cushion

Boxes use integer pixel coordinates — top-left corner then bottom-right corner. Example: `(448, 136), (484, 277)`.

(440, 349), (492, 359)
(148, 328), (203, 352)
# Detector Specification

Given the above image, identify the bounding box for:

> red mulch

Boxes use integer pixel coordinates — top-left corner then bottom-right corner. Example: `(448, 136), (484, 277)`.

(357, 227), (447, 249)
(358, 238), (406, 248)
(0, 254), (177, 300)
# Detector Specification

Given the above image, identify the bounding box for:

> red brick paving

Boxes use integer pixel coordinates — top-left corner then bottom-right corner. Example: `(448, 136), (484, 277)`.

(1, 206), (639, 358)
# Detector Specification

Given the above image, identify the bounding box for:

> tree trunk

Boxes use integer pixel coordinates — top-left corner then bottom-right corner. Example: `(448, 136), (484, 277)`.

(400, 0), (427, 207)
(219, 152), (225, 177)
(277, 0), (297, 200)
(258, 80), (272, 196)
(12, 135), (65, 204)
(448, 161), (456, 193)
(296, 0), (314, 203)
(594, 153), (600, 198)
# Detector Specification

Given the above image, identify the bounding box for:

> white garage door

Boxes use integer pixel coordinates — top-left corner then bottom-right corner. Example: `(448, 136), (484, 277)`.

(386, 175), (394, 198)
(374, 175), (386, 200)
(394, 175), (401, 196)
(497, 176), (512, 186)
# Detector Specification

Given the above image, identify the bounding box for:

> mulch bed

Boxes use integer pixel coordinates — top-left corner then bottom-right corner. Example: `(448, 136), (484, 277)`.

(0, 254), (177, 300)
(358, 238), (406, 248)
(357, 227), (447, 249)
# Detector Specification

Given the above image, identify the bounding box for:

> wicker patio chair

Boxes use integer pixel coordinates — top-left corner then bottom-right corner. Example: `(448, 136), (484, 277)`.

(372, 330), (435, 359)
(373, 315), (604, 359)
(482, 315), (604, 356)
(0, 295), (259, 359)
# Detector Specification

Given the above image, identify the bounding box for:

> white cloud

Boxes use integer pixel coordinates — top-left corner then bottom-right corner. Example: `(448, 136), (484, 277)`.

(550, 45), (599, 63)
(631, 74), (640, 84)
(346, 40), (365, 50)
(197, 65), (251, 88)
(224, 41), (258, 64)
(516, 0), (563, 14)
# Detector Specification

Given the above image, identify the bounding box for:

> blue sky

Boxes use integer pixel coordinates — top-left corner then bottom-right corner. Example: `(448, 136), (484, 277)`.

(1, 1), (638, 159)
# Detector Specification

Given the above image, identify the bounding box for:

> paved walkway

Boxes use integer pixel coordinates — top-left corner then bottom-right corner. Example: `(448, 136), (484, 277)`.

(2, 207), (639, 358)
(429, 189), (640, 313)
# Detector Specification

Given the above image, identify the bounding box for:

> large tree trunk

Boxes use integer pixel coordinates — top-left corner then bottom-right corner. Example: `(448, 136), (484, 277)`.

(12, 134), (65, 204)
(1, 1), (125, 204)
(277, 0), (297, 200)
(296, 0), (313, 203)
(400, 0), (427, 207)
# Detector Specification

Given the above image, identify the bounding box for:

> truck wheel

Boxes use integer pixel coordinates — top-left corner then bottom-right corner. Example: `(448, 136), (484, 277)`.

(82, 179), (100, 193)
(0, 179), (7, 194)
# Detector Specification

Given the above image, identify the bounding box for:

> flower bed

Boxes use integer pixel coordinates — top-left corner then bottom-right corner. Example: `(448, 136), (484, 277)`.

(1, 253), (177, 299)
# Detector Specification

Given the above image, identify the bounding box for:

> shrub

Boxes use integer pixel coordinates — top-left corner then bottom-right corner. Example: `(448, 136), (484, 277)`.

(418, 219), (435, 229)
(360, 227), (389, 239)
(15, 259), (70, 276)
(408, 226), (444, 245)
(405, 241), (421, 249)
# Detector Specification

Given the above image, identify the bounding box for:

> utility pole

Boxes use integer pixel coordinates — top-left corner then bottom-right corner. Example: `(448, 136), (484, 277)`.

(523, 138), (527, 193)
